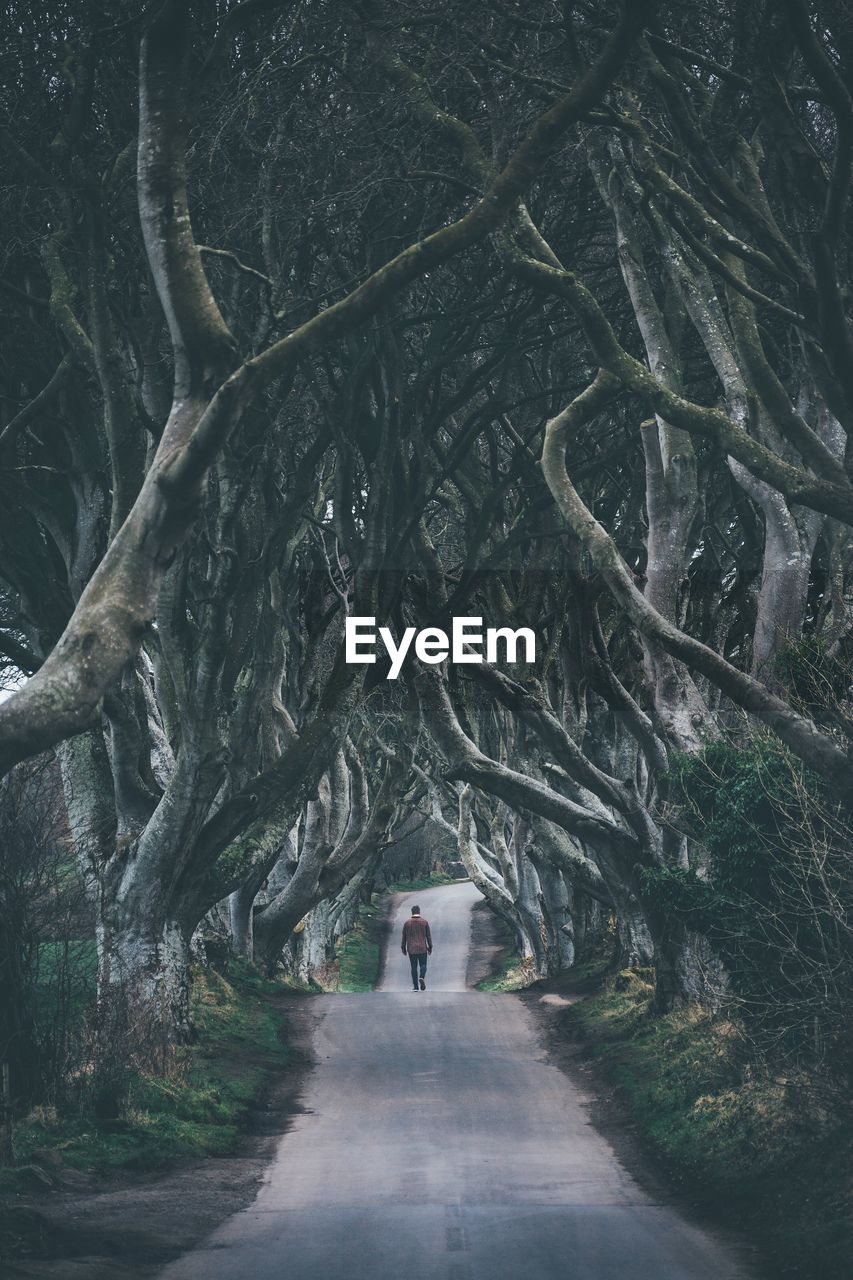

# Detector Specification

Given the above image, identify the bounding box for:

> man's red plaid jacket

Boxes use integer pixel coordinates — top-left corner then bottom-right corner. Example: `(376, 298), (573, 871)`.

(401, 915), (432, 955)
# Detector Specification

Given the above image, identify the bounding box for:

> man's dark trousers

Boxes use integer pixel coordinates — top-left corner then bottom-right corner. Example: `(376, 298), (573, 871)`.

(410, 952), (427, 988)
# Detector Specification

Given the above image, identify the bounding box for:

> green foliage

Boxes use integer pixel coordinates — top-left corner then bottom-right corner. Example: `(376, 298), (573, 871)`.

(31, 939), (97, 1020)
(667, 738), (794, 877)
(0, 765), (93, 1108)
(570, 976), (853, 1280)
(661, 738), (853, 1072)
(638, 865), (717, 923)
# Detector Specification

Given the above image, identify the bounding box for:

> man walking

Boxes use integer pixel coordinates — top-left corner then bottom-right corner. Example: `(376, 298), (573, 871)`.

(401, 904), (433, 990)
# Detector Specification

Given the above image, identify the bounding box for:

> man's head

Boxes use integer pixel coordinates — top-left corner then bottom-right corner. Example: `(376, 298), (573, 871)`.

(411, 905), (420, 916)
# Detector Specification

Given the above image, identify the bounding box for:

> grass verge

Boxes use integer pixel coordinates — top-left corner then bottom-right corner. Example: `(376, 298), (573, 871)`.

(332, 902), (387, 992)
(1, 962), (290, 1192)
(568, 970), (853, 1280)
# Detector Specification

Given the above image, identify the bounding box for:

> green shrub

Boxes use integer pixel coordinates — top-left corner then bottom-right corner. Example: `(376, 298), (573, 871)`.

(658, 738), (853, 1074)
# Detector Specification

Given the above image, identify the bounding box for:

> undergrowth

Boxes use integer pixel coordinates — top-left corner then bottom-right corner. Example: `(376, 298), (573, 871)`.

(1, 963), (289, 1191)
(331, 902), (385, 992)
(569, 970), (853, 1280)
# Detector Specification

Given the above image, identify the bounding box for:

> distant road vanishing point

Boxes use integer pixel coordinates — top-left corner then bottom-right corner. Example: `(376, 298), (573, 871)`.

(159, 881), (751, 1280)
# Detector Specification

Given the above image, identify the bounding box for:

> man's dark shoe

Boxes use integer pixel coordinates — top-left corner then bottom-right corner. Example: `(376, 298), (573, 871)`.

(419, 977), (426, 990)
(413, 985), (419, 991)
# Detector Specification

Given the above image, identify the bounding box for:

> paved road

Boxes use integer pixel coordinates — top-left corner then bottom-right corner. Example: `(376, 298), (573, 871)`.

(160, 883), (749, 1280)
(379, 881), (480, 991)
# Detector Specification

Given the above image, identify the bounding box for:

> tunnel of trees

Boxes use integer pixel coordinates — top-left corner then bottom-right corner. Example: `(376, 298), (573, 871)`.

(0, 0), (851, 1128)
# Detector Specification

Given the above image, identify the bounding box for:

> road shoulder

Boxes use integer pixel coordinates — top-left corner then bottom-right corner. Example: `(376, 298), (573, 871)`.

(520, 969), (767, 1280)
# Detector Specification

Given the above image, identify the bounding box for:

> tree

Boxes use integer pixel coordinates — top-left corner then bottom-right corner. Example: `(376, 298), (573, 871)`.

(3, 0), (851, 1056)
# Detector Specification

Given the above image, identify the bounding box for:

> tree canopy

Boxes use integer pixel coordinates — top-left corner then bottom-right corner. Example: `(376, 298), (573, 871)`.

(1, 0), (852, 1093)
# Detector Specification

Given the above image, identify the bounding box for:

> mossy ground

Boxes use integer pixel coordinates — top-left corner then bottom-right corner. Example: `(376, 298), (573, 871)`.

(0, 962), (290, 1191)
(568, 970), (853, 1280)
